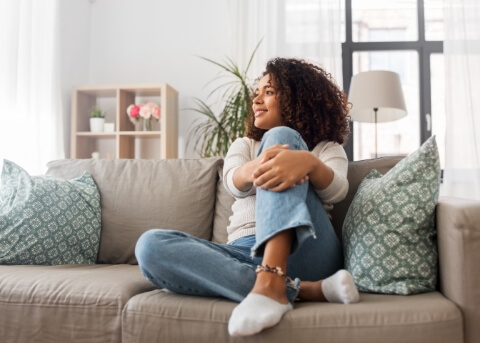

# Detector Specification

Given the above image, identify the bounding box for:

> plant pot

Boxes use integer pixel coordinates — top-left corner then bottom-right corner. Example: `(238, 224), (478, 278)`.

(90, 118), (105, 132)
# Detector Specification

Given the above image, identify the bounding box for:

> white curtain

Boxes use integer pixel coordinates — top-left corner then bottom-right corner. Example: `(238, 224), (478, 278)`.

(443, 0), (480, 200)
(0, 0), (64, 175)
(227, 0), (343, 86)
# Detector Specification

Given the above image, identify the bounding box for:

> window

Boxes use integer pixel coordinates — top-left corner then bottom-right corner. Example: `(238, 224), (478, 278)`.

(343, 0), (444, 163)
(352, 0), (418, 42)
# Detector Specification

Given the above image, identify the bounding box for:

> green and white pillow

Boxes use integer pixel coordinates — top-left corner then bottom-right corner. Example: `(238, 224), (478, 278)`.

(0, 160), (101, 265)
(343, 136), (441, 295)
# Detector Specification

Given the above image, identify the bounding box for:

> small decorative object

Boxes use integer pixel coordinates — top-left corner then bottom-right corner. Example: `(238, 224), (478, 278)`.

(104, 122), (115, 132)
(89, 107), (106, 133)
(91, 152), (100, 159)
(127, 102), (161, 131)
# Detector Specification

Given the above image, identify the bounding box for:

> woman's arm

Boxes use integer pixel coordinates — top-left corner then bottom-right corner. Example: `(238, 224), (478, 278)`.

(252, 149), (333, 192)
(302, 152), (335, 190)
(232, 159), (257, 192)
(233, 144), (289, 192)
(223, 138), (255, 198)
(223, 139), (288, 197)
(252, 142), (348, 203)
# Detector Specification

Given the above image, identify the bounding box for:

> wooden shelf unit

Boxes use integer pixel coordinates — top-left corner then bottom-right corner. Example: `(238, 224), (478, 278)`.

(71, 84), (178, 159)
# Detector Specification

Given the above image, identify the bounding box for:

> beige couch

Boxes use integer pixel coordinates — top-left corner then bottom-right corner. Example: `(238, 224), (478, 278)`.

(0, 157), (478, 343)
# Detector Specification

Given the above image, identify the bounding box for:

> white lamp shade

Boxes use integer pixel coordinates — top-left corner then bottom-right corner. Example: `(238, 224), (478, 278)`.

(348, 70), (407, 123)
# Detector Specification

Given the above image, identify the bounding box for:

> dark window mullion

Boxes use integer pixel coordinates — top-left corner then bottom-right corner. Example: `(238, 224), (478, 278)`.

(343, 0), (354, 160)
(350, 41), (429, 51)
(342, 44), (354, 160)
(345, 0), (353, 43)
(420, 46), (431, 143)
(418, 0), (426, 43)
(418, 0), (444, 144)
(418, 0), (429, 144)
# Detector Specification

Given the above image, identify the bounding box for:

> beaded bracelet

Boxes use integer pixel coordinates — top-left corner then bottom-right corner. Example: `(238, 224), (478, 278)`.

(255, 264), (285, 276)
(255, 264), (297, 289)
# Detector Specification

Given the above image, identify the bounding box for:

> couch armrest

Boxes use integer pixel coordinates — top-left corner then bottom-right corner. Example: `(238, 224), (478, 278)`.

(437, 196), (480, 343)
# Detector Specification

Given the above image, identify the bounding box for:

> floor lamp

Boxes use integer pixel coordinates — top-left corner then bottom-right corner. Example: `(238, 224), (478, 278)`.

(347, 70), (407, 158)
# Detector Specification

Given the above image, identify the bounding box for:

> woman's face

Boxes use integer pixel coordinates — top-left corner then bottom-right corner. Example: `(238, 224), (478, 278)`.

(252, 74), (282, 130)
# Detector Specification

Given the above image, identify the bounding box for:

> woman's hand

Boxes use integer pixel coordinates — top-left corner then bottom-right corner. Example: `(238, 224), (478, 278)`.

(232, 144), (290, 192)
(253, 149), (315, 192)
(234, 145), (334, 193)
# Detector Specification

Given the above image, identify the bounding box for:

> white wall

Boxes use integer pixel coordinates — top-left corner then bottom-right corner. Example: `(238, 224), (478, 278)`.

(59, 0), (92, 158)
(61, 0), (233, 158)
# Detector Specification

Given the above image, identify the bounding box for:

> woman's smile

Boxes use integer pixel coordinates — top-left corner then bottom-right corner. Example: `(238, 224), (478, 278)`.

(254, 108), (268, 117)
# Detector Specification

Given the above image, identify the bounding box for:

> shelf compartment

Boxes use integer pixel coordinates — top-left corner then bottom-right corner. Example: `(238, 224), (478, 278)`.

(71, 84), (178, 159)
(73, 136), (116, 159)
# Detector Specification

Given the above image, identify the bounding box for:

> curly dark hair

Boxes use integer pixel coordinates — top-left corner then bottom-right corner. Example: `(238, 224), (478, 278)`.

(245, 58), (350, 150)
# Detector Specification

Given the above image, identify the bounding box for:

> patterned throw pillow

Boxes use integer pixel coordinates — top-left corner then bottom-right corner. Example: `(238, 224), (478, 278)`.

(343, 136), (441, 295)
(0, 160), (101, 265)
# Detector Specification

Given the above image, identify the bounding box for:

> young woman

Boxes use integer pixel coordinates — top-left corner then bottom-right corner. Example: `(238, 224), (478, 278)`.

(135, 58), (359, 337)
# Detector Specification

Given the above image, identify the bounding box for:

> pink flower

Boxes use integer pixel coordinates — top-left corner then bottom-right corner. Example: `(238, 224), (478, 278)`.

(151, 104), (161, 119)
(139, 102), (161, 120)
(139, 103), (152, 119)
(126, 104), (140, 119)
(127, 102), (160, 125)
(131, 106), (140, 118)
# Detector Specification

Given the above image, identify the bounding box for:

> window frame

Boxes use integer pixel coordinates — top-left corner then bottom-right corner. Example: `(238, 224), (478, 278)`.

(342, 0), (443, 160)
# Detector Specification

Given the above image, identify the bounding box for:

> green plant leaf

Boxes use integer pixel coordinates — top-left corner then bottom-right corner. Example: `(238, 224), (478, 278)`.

(187, 42), (261, 157)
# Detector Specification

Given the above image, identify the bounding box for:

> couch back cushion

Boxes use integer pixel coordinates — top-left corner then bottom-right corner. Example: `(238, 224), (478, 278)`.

(212, 156), (404, 244)
(330, 156), (404, 240)
(46, 158), (223, 264)
(212, 161), (234, 244)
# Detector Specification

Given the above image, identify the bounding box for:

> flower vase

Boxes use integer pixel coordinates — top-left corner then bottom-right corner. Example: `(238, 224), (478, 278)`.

(143, 118), (152, 131)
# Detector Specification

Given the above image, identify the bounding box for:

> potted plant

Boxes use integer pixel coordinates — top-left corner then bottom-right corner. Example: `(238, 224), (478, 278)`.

(90, 107), (105, 133)
(187, 42), (261, 157)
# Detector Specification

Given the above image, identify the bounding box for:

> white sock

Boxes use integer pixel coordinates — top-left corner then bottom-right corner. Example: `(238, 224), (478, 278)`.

(321, 269), (360, 304)
(228, 293), (293, 337)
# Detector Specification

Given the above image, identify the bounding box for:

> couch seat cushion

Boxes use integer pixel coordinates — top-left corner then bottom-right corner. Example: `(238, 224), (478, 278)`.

(122, 290), (462, 343)
(0, 264), (155, 343)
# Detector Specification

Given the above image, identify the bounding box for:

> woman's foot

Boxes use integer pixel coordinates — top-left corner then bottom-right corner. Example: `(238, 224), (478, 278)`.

(299, 269), (359, 304)
(229, 231), (294, 337)
(228, 265), (292, 337)
(228, 293), (292, 337)
(321, 269), (359, 304)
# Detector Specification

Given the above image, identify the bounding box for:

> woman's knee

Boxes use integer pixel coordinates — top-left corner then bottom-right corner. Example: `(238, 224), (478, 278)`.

(135, 229), (178, 267)
(262, 126), (306, 150)
(263, 126), (297, 140)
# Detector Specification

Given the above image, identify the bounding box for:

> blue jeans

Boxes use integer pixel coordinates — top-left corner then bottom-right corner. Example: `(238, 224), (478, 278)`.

(135, 127), (343, 304)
